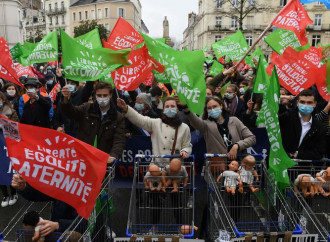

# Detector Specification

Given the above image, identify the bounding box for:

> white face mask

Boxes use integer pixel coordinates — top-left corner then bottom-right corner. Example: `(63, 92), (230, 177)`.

(27, 88), (36, 94)
(7, 89), (16, 97)
(96, 97), (110, 107)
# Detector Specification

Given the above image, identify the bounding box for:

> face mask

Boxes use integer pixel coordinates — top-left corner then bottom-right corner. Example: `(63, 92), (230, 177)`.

(151, 97), (157, 102)
(0, 102), (3, 108)
(298, 104), (314, 115)
(96, 97), (110, 107)
(123, 91), (130, 98)
(7, 89), (16, 97)
(67, 84), (76, 92)
(135, 103), (144, 111)
(47, 80), (54, 85)
(248, 70), (254, 75)
(224, 93), (234, 100)
(208, 108), (222, 119)
(163, 108), (177, 118)
(27, 88), (36, 94)
(239, 87), (246, 94)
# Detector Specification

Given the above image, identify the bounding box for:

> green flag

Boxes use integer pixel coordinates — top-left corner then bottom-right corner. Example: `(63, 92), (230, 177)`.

(203, 45), (208, 52)
(220, 81), (230, 97)
(142, 33), (206, 115)
(60, 28), (130, 82)
(205, 56), (214, 65)
(265, 28), (302, 55)
(14, 42), (38, 66)
(209, 61), (224, 76)
(155, 38), (166, 44)
(252, 47), (268, 69)
(24, 31), (58, 66)
(257, 67), (296, 191)
(211, 30), (249, 62)
(74, 29), (102, 49)
(10, 43), (24, 61)
(253, 54), (270, 94)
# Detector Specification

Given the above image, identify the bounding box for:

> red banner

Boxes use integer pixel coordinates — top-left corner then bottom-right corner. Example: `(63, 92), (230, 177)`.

(104, 17), (143, 50)
(0, 38), (24, 88)
(0, 116), (109, 219)
(315, 65), (330, 101)
(271, 0), (312, 43)
(272, 46), (318, 95)
(143, 73), (154, 86)
(49, 82), (60, 101)
(15, 63), (36, 78)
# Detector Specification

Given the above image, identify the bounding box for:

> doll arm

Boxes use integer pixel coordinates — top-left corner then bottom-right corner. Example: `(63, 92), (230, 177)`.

(252, 170), (259, 181)
(216, 174), (223, 182)
(183, 177), (189, 188)
(143, 177), (149, 189)
(161, 171), (167, 187)
(237, 177), (243, 193)
(316, 173), (326, 183)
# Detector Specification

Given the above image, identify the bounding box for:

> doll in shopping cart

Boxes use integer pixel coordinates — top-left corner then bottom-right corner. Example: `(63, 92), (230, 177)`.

(294, 174), (318, 197)
(216, 160), (243, 195)
(22, 211), (44, 242)
(162, 158), (188, 193)
(316, 167), (330, 197)
(143, 164), (164, 192)
(238, 155), (259, 193)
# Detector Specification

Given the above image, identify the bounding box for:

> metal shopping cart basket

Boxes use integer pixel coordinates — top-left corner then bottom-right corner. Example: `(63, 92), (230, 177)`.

(126, 154), (195, 239)
(205, 154), (305, 241)
(56, 162), (117, 242)
(285, 158), (330, 242)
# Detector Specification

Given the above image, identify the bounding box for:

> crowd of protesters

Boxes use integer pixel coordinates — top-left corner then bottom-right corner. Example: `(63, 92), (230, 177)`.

(0, 59), (329, 238)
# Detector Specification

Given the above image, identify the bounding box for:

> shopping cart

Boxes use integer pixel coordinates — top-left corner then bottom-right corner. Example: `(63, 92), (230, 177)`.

(56, 162), (117, 242)
(205, 154), (303, 241)
(126, 154), (196, 239)
(285, 159), (330, 242)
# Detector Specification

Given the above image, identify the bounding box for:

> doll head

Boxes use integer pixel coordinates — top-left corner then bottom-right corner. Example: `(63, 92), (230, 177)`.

(149, 164), (161, 177)
(242, 155), (256, 169)
(22, 211), (40, 227)
(298, 175), (313, 188)
(228, 161), (239, 171)
(169, 158), (182, 174)
(323, 167), (330, 181)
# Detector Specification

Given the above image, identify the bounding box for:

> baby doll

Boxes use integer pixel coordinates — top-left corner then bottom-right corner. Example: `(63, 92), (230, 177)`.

(162, 158), (188, 193)
(143, 164), (163, 192)
(22, 211), (44, 242)
(316, 167), (330, 197)
(238, 155), (259, 193)
(294, 174), (318, 197)
(216, 161), (243, 195)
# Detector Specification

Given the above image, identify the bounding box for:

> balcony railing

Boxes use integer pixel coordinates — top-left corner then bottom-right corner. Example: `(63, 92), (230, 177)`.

(46, 7), (66, 15)
(306, 24), (330, 31)
(208, 25), (270, 32)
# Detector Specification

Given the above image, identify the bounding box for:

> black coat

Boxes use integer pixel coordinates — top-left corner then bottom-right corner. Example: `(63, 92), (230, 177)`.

(279, 108), (327, 160)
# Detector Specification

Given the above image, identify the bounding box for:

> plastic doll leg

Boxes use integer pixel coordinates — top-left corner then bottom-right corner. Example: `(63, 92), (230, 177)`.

(171, 180), (179, 193)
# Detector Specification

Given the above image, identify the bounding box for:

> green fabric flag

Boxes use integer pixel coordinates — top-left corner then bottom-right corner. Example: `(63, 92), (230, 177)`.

(155, 38), (166, 44)
(209, 61), (224, 76)
(257, 67), (296, 191)
(23, 31), (58, 66)
(14, 42), (38, 66)
(220, 81), (230, 96)
(205, 56), (214, 65)
(74, 29), (102, 49)
(142, 33), (206, 115)
(265, 29), (302, 55)
(10, 43), (24, 61)
(60, 28), (130, 82)
(211, 30), (249, 62)
(203, 45), (208, 52)
(253, 54), (270, 94)
(252, 47), (268, 69)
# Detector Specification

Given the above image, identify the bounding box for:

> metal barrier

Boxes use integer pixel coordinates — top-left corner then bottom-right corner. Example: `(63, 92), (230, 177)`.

(126, 155), (195, 239)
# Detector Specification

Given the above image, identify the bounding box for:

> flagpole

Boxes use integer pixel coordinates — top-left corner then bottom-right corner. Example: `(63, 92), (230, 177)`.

(235, 24), (272, 68)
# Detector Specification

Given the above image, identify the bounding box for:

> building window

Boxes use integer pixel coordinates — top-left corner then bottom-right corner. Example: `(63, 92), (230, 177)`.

(119, 8), (125, 18)
(216, 16), (222, 26)
(73, 12), (76, 21)
(98, 9), (102, 19)
(280, 0), (287, 6)
(62, 15), (65, 24)
(91, 10), (95, 19)
(49, 16), (52, 25)
(215, 35), (222, 42)
(316, 1), (322, 5)
(231, 16), (238, 28)
(48, 3), (51, 10)
(232, 0), (239, 7)
(248, 0), (255, 6)
(312, 35), (321, 46)
(55, 2), (57, 10)
(216, 0), (223, 8)
(61, 1), (64, 9)
(79, 11), (82, 21)
(85, 11), (88, 20)
(56, 16), (58, 24)
(105, 23), (110, 31)
(314, 14), (322, 26)
(105, 8), (109, 18)
(246, 36), (253, 46)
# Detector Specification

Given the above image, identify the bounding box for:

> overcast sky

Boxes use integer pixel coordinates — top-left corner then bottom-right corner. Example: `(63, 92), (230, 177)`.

(139, 0), (198, 43)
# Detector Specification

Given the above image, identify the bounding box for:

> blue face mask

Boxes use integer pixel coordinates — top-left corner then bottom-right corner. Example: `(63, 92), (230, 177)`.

(151, 97), (157, 102)
(0, 102), (3, 108)
(67, 84), (76, 93)
(123, 91), (130, 98)
(208, 108), (222, 119)
(135, 103), (144, 111)
(163, 108), (177, 118)
(298, 104), (314, 115)
(46, 80), (54, 85)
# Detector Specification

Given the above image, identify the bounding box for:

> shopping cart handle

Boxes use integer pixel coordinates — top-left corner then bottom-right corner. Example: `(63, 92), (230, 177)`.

(292, 158), (330, 163)
(204, 153), (263, 158)
(135, 154), (195, 159)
